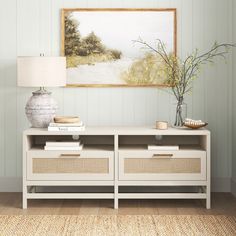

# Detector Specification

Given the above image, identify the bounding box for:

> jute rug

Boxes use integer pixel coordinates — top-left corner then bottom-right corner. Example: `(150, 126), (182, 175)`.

(0, 215), (235, 236)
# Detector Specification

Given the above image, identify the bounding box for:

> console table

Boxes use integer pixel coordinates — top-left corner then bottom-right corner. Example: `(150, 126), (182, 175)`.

(22, 127), (211, 209)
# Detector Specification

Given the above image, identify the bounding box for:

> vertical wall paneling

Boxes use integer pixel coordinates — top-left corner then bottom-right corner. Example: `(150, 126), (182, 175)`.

(133, 89), (147, 125)
(39, 0), (52, 55)
(4, 29), (17, 177)
(215, 0), (231, 178)
(227, 0), (233, 179)
(111, 89), (123, 126)
(226, 0), (233, 179)
(0, 61), (5, 176)
(146, 89), (158, 125)
(51, 0), (65, 115)
(4, 59), (17, 177)
(153, 0), (172, 124)
(87, 89), (100, 125)
(98, 89), (112, 126)
(0, 0), (234, 190)
(63, 88), (77, 116)
(180, 0), (193, 118)
(0, 0), (6, 176)
(0, 0), (17, 177)
(203, 0), (218, 178)
(62, 0), (77, 117)
(122, 89), (135, 126)
(74, 88), (88, 123)
(233, 0), (236, 182)
(192, 0), (205, 121)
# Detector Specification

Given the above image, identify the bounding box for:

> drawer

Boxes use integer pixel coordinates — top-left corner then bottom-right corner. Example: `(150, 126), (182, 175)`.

(119, 151), (206, 181)
(27, 150), (114, 181)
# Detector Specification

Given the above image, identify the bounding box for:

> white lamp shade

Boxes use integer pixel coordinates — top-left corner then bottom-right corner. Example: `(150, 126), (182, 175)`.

(17, 56), (66, 87)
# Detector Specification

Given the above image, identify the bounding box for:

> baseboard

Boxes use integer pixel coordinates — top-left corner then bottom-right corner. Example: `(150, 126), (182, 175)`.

(0, 177), (22, 192)
(231, 179), (236, 197)
(0, 177), (232, 192)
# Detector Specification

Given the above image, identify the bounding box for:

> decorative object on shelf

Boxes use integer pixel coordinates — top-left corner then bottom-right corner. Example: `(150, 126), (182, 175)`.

(48, 121), (85, 131)
(171, 98), (187, 127)
(148, 145), (179, 151)
(61, 8), (176, 87)
(184, 118), (208, 129)
(54, 116), (80, 123)
(17, 56), (66, 128)
(44, 140), (83, 151)
(50, 122), (83, 127)
(46, 141), (82, 147)
(156, 121), (168, 130)
(135, 39), (235, 127)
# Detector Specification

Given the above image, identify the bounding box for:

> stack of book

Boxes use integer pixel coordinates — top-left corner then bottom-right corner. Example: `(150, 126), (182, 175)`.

(147, 145), (179, 151)
(44, 140), (83, 151)
(48, 121), (85, 132)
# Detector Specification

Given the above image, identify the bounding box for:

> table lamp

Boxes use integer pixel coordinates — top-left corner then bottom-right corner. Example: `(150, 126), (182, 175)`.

(17, 56), (66, 128)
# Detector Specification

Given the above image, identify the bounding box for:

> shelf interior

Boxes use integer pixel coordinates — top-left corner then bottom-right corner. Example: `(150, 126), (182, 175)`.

(27, 134), (206, 152)
(118, 135), (206, 151)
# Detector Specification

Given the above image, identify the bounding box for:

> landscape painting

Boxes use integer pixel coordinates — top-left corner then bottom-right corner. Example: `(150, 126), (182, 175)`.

(61, 9), (177, 87)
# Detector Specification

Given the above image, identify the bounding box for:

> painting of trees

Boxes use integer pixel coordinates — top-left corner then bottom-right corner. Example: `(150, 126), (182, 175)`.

(61, 9), (176, 86)
(64, 13), (122, 68)
(64, 13), (81, 56)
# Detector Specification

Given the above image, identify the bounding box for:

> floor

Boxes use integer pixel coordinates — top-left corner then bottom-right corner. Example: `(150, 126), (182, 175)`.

(0, 193), (235, 216)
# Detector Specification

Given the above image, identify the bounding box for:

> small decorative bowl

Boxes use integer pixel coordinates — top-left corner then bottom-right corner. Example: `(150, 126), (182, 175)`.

(183, 122), (208, 129)
(156, 121), (168, 130)
(54, 116), (80, 123)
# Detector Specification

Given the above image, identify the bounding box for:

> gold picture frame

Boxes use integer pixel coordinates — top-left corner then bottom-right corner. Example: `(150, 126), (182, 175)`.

(61, 8), (177, 87)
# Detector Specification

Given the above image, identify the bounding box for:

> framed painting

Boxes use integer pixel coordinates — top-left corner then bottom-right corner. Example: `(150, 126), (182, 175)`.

(61, 8), (177, 87)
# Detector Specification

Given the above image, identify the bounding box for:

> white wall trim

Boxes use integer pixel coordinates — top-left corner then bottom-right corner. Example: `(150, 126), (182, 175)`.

(231, 179), (236, 197)
(0, 177), (232, 193)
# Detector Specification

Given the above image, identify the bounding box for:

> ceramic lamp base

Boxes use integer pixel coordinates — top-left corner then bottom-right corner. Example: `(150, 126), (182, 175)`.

(25, 88), (58, 128)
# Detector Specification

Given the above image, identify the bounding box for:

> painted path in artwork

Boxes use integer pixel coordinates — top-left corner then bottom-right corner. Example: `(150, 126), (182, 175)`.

(66, 57), (134, 85)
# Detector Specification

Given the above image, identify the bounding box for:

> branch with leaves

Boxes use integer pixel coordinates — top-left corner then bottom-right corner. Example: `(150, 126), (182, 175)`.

(134, 39), (235, 125)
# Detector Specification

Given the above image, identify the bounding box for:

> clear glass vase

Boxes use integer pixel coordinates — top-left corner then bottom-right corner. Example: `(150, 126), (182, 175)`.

(171, 97), (187, 127)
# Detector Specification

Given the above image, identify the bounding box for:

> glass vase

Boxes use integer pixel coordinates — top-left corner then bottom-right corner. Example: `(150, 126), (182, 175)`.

(171, 97), (187, 127)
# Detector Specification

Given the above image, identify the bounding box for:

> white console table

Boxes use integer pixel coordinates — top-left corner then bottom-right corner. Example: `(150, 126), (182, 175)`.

(23, 127), (211, 209)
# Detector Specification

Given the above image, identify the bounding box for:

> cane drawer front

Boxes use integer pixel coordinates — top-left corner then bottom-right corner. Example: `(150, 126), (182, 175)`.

(119, 151), (206, 181)
(27, 151), (114, 181)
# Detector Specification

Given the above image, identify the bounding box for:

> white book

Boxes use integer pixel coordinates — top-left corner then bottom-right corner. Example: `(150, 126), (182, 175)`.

(148, 145), (179, 151)
(44, 144), (83, 151)
(48, 126), (85, 132)
(45, 141), (81, 147)
(49, 122), (83, 127)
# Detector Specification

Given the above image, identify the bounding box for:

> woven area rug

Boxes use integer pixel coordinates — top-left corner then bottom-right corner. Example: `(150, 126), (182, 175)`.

(0, 215), (235, 236)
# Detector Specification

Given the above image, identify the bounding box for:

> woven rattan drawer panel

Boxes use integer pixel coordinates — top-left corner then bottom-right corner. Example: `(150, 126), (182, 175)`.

(33, 158), (108, 174)
(119, 151), (206, 181)
(27, 151), (114, 180)
(124, 158), (200, 174)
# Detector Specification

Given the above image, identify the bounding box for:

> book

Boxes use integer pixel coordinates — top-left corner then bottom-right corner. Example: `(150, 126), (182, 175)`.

(148, 145), (179, 151)
(45, 141), (81, 147)
(48, 126), (85, 132)
(49, 122), (83, 127)
(44, 144), (83, 151)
